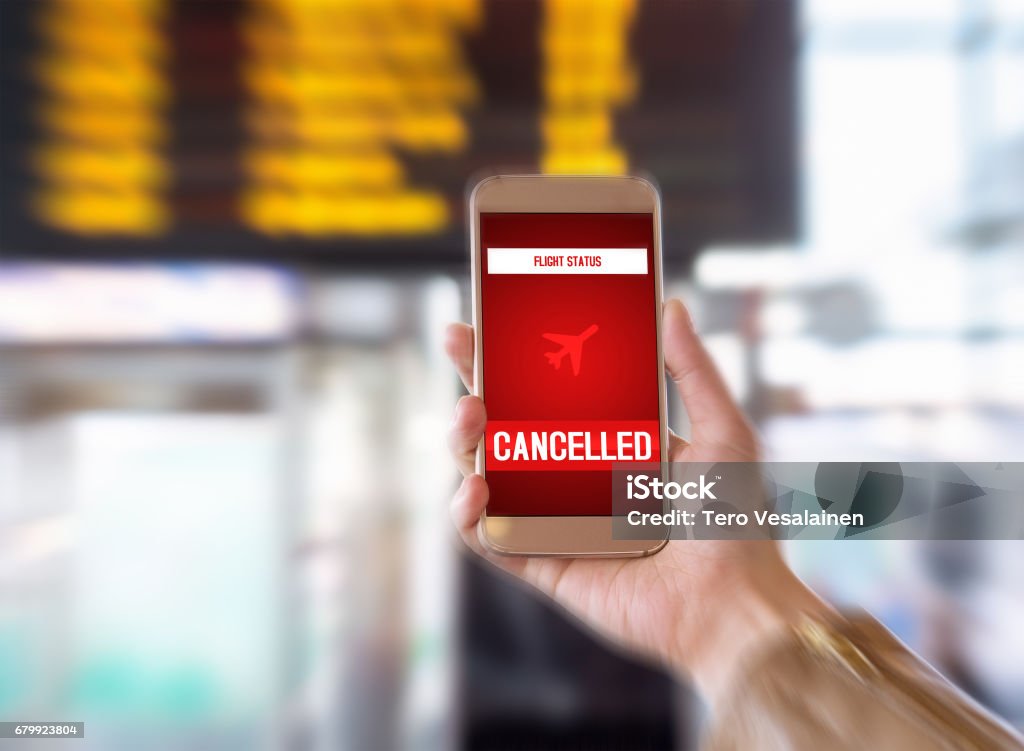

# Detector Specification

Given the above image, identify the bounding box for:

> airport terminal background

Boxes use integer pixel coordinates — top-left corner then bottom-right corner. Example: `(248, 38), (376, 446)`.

(1, 0), (1023, 749)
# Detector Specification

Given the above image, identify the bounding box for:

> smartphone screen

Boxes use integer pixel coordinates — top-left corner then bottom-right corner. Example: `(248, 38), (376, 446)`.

(479, 212), (662, 516)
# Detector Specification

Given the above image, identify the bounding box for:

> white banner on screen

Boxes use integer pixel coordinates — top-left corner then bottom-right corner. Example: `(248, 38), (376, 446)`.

(487, 248), (647, 275)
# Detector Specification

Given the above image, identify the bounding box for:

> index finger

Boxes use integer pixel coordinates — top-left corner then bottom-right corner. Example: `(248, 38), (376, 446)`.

(445, 322), (474, 391)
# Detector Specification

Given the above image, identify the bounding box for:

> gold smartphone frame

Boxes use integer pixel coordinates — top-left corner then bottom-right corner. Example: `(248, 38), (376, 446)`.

(469, 174), (669, 557)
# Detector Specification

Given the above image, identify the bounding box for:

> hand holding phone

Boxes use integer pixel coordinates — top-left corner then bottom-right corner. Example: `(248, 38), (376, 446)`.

(447, 298), (833, 703)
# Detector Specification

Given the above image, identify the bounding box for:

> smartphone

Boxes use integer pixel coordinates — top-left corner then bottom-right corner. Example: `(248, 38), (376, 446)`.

(470, 175), (669, 556)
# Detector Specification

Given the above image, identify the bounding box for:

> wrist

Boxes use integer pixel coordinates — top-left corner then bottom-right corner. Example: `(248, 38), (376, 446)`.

(666, 544), (834, 706)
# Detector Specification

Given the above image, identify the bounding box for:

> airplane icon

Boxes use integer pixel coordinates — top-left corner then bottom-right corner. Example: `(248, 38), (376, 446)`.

(542, 324), (599, 376)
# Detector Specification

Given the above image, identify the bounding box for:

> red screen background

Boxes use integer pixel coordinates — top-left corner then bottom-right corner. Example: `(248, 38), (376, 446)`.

(479, 213), (661, 515)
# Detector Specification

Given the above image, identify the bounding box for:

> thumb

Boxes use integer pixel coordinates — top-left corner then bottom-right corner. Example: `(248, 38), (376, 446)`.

(662, 298), (751, 446)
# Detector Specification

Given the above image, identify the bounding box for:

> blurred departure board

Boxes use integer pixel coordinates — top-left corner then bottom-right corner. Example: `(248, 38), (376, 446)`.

(0, 0), (795, 266)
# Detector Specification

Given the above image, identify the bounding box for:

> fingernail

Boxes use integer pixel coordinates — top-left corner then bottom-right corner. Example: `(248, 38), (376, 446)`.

(453, 474), (470, 502)
(668, 298), (695, 331)
(450, 396), (467, 427)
